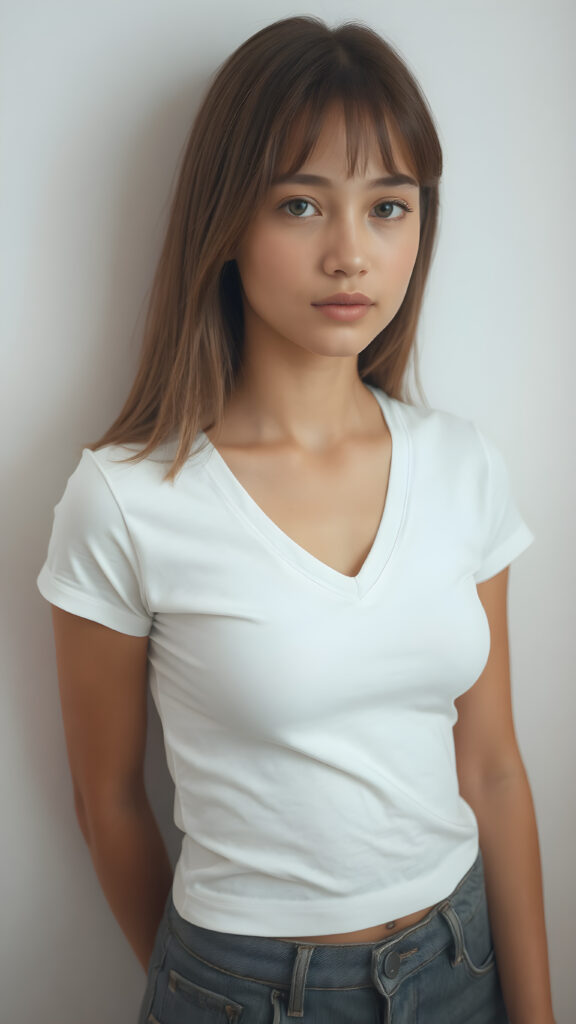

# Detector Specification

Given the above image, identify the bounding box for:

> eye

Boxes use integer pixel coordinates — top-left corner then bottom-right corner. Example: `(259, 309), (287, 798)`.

(278, 198), (413, 220)
(279, 198), (317, 218)
(373, 200), (413, 221)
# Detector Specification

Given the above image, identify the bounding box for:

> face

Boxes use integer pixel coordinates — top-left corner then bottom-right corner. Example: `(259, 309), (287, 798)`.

(233, 105), (421, 363)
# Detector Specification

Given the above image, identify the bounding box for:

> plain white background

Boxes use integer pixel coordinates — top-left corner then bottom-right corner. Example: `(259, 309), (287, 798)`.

(3, 1), (574, 1021)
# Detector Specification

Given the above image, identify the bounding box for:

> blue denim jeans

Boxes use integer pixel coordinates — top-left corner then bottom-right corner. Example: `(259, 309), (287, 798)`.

(138, 849), (509, 1023)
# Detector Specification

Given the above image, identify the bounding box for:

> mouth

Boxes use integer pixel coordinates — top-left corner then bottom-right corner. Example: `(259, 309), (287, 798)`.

(312, 303), (373, 322)
(313, 294), (373, 306)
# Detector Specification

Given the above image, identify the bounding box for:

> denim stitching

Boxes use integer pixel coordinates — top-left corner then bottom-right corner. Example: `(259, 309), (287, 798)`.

(168, 969), (245, 1019)
(440, 888), (496, 978)
(168, 923), (289, 987)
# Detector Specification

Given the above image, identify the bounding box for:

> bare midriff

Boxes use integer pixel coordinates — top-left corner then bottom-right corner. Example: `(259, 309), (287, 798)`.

(275, 903), (436, 944)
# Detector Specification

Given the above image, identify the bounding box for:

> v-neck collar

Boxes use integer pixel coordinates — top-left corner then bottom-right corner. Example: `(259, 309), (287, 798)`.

(198, 385), (411, 600)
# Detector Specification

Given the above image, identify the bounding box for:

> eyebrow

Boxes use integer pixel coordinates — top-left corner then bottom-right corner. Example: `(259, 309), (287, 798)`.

(270, 172), (419, 189)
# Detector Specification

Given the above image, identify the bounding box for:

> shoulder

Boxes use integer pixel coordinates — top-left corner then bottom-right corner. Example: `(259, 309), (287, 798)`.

(86, 440), (175, 486)
(386, 393), (484, 466)
(80, 433), (210, 498)
(50, 441), (180, 535)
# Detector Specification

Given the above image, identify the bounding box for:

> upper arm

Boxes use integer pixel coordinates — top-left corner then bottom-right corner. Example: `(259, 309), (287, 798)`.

(50, 605), (150, 818)
(453, 567), (525, 796)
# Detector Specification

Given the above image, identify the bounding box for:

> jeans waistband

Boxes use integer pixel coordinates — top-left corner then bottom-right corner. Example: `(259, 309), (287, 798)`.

(166, 849), (484, 994)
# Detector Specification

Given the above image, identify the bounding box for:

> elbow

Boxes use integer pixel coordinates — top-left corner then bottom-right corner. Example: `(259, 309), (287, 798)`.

(459, 756), (529, 808)
(71, 776), (149, 846)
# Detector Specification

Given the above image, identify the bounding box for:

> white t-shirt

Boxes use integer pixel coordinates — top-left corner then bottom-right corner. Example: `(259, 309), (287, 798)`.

(36, 385), (535, 936)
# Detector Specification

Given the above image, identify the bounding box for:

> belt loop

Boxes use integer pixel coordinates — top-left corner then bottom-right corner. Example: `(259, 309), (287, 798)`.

(287, 945), (315, 1017)
(439, 902), (465, 966)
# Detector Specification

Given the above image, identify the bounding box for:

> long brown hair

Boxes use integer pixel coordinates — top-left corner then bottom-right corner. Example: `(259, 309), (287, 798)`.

(87, 15), (443, 482)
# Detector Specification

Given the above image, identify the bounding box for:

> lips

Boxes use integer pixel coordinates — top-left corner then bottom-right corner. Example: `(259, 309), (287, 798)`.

(314, 292), (373, 306)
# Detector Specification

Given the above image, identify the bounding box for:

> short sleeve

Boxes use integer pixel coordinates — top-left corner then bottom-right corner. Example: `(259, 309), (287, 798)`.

(472, 424), (535, 583)
(36, 449), (153, 636)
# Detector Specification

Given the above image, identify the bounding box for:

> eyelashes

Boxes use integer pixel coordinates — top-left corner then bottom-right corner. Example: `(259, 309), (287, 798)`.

(277, 197), (414, 221)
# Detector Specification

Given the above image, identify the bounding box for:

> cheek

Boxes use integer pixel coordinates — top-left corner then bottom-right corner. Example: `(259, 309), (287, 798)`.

(386, 230), (420, 285)
(238, 231), (299, 293)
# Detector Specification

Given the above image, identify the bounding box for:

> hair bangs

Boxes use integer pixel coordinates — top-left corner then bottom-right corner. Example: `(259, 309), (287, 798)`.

(266, 82), (414, 189)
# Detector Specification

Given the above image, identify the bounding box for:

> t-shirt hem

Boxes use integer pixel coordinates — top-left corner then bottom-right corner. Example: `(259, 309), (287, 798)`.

(171, 839), (480, 937)
(36, 566), (152, 636)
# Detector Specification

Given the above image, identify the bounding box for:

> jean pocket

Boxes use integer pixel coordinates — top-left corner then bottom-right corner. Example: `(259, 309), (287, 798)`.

(442, 892), (497, 980)
(153, 968), (245, 1023)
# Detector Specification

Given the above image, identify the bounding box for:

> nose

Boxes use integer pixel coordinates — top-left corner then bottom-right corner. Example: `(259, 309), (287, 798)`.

(321, 214), (370, 277)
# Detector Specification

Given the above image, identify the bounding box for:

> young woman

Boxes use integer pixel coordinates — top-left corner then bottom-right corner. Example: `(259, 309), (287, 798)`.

(37, 16), (555, 1024)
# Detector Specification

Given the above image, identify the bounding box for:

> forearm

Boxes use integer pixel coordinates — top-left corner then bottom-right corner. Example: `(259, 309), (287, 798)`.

(466, 765), (555, 1023)
(81, 794), (174, 971)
